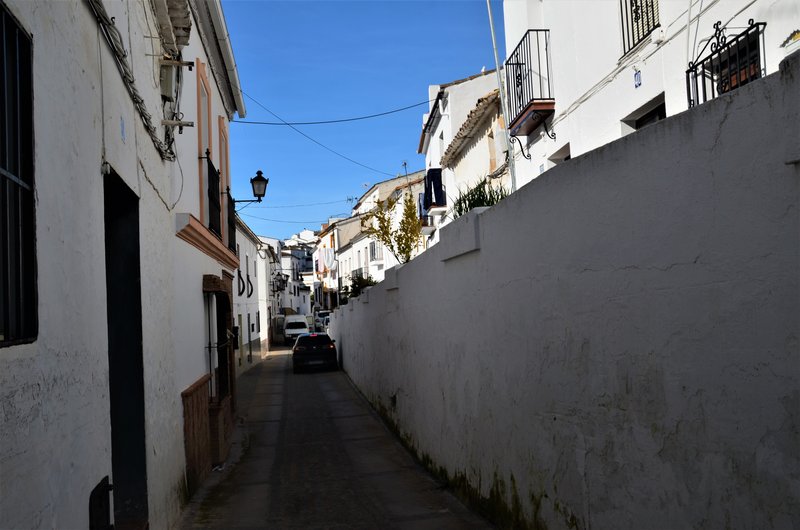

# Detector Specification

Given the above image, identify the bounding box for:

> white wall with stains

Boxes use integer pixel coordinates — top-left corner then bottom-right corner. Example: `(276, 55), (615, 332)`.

(331, 52), (800, 529)
(0, 1), (218, 528)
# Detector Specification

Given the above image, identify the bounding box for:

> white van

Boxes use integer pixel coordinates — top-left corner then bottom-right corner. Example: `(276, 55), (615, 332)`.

(283, 315), (310, 345)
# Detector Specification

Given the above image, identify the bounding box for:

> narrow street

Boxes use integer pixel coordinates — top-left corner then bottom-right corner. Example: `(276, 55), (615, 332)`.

(181, 349), (492, 529)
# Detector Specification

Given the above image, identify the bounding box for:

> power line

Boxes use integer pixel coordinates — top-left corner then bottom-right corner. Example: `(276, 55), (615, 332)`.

(248, 198), (351, 209)
(240, 212), (327, 224)
(232, 99), (431, 125)
(240, 91), (395, 177)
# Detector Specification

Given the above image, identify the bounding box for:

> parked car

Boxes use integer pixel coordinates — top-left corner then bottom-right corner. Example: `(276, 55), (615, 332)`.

(292, 333), (338, 373)
(314, 310), (331, 331)
(283, 315), (310, 345)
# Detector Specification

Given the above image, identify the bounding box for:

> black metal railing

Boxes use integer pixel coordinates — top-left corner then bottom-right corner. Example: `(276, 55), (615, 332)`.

(227, 193), (236, 252)
(686, 20), (766, 108)
(351, 268), (365, 280)
(620, 0), (660, 55)
(504, 29), (553, 127)
(206, 155), (221, 237)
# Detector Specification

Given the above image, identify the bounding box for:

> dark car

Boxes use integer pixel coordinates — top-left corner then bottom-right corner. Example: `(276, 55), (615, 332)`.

(292, 333), (338, 373)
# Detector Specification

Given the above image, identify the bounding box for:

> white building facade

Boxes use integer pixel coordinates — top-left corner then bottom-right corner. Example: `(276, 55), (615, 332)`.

(233, 217), (263, 375)
(256, 236), (281, 350)
(0, 0), (246, 528)
(502, 0), (800, 186)
(418, 72), (500, 244)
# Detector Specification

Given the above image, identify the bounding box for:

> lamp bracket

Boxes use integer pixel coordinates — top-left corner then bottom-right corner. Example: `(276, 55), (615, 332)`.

(159, 58), (195, 71)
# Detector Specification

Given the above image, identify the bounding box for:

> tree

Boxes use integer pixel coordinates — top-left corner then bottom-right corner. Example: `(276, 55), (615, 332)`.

(361, 191), (422, 264)
(340, 272), (377, 303)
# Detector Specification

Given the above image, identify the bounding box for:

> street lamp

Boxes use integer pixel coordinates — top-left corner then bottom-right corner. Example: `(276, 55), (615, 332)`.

(226, 170), (269, 204)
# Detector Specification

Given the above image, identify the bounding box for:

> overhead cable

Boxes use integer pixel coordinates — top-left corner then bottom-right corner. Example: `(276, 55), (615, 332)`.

(233, 100), (431, 125)
(249, 198), (351, 209)
(84, 0), (175, 160)
(240, 91), (395, 177)
(240, 212), (327, 224)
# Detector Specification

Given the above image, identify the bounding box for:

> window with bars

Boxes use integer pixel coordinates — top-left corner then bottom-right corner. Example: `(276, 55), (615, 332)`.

(620, 0), (660, 56)
(1, 6), (37, 346)
(369, 241), (383, 262)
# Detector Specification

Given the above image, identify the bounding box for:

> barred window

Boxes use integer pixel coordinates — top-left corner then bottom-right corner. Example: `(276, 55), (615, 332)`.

(369, 241), (383, 262)
(1, 5), (37, 346)
(620, 0), (660, 55)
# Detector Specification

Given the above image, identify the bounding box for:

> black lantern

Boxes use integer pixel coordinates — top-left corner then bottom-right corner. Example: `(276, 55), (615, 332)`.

(250, 170), (268, 202)
(226, 170), (269, 205)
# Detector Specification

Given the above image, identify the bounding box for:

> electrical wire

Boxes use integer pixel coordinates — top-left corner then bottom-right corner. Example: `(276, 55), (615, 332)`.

(240, 212), (327, 224)
(248, 198), (351, 209)
(240, 91), (395, 177)
(85, 0), (175, 160)
(233, 99), (431, 125)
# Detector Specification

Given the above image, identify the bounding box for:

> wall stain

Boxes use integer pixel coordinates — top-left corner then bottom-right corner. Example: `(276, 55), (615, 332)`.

(373, 397), (584, 529)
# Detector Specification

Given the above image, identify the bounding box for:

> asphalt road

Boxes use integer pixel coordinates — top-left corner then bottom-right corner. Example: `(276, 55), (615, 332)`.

(181, 349), (492, 529)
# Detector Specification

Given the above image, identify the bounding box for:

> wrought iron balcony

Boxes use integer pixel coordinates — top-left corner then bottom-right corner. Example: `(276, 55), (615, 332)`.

(686, 20), (766, 108)
(227, 194), (236, 252)
(205, 153), (222, 237)
(504, 29), (555, 137)
(621, 0), (660, 56)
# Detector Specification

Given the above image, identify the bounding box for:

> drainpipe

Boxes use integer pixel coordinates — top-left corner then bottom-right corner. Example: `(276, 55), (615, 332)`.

(487, 0), (517, 193)
(686, 0), (694, 65)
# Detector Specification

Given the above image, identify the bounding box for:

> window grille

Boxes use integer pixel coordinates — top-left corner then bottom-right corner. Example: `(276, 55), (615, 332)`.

(620, 0), (660, 55)
(1, 5), (37, 346)
(227, 193), (236, 252)
(686, 20), (766, 108)
(369, 241), (383, 262)
(206, 156), (221, 237)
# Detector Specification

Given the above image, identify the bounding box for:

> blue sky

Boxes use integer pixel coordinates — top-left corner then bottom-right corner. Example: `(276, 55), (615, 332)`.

(224, 0), (506, 239)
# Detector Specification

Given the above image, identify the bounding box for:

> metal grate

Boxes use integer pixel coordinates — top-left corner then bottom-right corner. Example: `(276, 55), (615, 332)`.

(686, 20), (766, 108)
(227, 193), (236, 252)
(206, 156), (221, 237)
(620, 0), (660, 55)
(1, 5), (37, 346)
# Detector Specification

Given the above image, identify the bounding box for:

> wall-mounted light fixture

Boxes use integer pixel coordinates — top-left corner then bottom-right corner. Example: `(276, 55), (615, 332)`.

(225, 170), (269, 205)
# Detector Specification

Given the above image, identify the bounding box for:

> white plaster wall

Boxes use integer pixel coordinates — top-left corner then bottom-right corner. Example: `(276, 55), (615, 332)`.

(331, 54), (800, 529)
(172, 242), (222, 393)
(0, 1), (188, 527)
(233, 227), (262, 374)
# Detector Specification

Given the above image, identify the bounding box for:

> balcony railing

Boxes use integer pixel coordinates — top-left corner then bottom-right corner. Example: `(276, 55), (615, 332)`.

(620, 0), (660, 56)
(504, 29), (555, 137)
(227, 194), (236, 252)
(206, 154), (221, 237)
(686, 20), (766, 108)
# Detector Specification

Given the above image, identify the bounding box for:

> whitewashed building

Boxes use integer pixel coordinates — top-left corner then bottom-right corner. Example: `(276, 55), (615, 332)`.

(233, 217), (263, 374)
(0, 0), (246, 528)
(314, 216), (363, 308)
(336, 171), (427, 294)
(256, 236), (281, 350)
(417, 71), (499, 244)
(501, 0), (800, 185)
(281, 240), (314, 316)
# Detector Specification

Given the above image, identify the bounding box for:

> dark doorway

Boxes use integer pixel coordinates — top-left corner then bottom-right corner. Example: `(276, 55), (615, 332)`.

(214, 292), (231, 400)
(103, 172), (149, 529)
